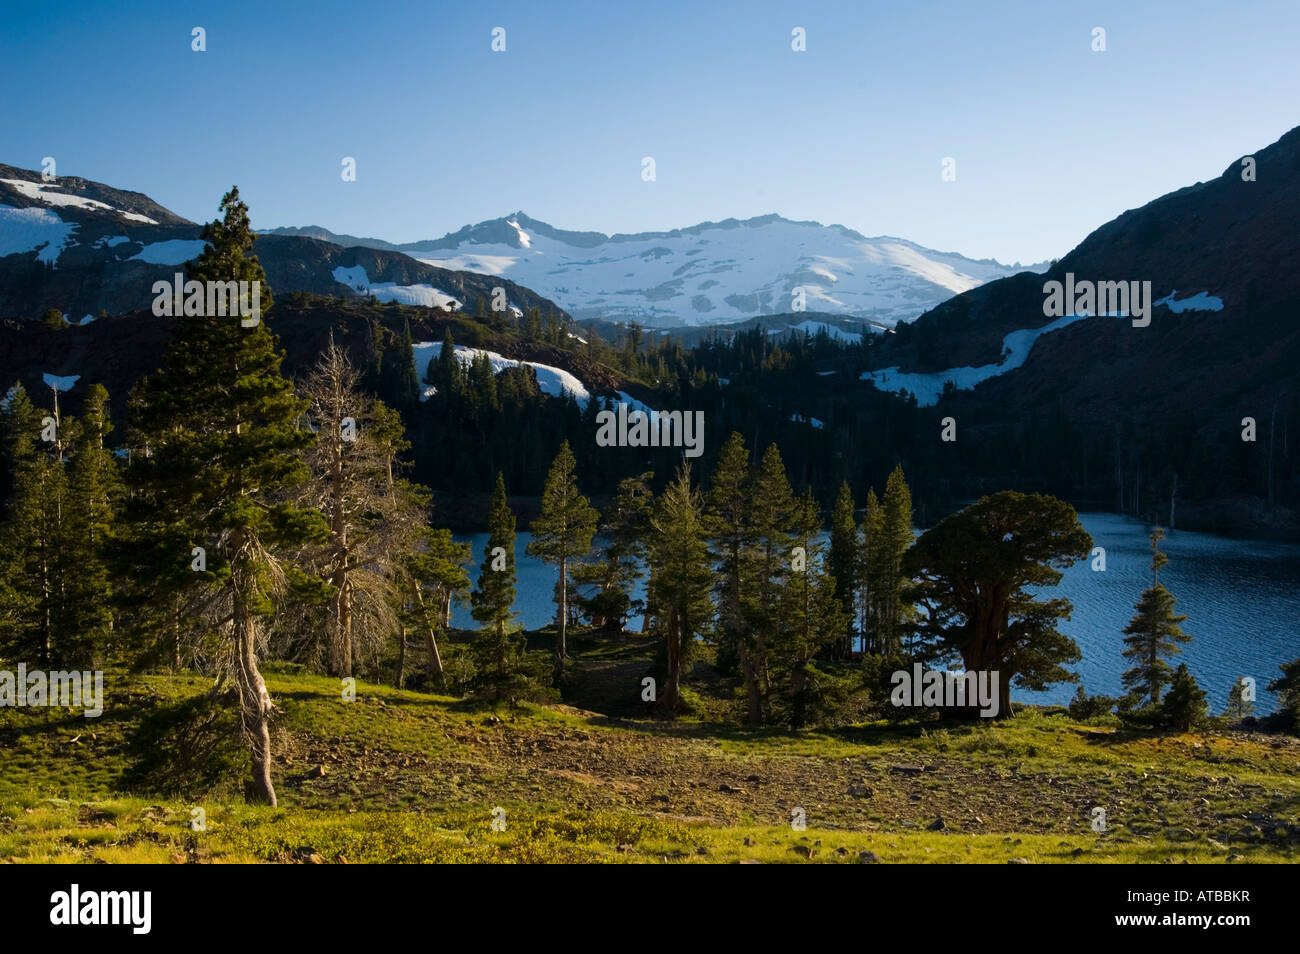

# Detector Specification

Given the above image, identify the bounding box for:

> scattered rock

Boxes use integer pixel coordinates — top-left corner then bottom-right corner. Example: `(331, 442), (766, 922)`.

(719, 783), (742, 794)
(890, 765), (924, 776)
(1008, 857), (1030, 864)
(307, 764), (326, 779)
(858, 851), (881, 863)
(791, 845), (814, 859)
(927, 816), (947, 831)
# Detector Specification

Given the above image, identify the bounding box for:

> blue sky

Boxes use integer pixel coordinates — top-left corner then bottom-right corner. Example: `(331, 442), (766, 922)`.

(2, 0), (1297, 264)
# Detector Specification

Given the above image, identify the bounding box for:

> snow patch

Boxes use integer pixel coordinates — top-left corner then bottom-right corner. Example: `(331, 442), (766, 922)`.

(507, 219), (532, 249)
(0, 204), (77, 264)
(413, 342), (589, 406)
(793, 320), (862, 344)
(864, 311), (1096, 407)
(791, 413), (825, 429)
(129, 239), (207, 265)
(331, 265), (461, 310)
(1155, 290), (1224, 313)
(1, 178), (158, 224)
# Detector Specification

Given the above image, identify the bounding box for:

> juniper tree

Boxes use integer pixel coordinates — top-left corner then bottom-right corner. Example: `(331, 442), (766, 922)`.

(646, 463), (712, 713)
(126, 187), (327, 805)
(905, 491), (1092, 718)
(527, 441), (597, 684)
(1120, 528), (1192, 709)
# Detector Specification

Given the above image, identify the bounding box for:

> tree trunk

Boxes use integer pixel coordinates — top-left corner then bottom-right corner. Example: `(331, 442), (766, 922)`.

(414, 582), (446, 691)
(232, 564), (276, 806)
(394, 626), (406, 689)
(663, 606), (681, 713)
(171, 594), (182, 672)
(553, 558), (568, 685)
(742, 642), (762, 727)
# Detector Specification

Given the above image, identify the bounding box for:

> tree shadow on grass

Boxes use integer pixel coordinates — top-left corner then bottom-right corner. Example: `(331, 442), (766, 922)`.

(121, 689), (245, 800)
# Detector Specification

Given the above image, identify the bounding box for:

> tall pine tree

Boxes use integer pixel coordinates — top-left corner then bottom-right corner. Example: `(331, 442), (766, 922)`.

(827, 480), (858, 658)
(646, 463), (712, 713)
(126, 187), (327, 805)
(1120, 528), (1192, 709)
(527, 441), (597, 684)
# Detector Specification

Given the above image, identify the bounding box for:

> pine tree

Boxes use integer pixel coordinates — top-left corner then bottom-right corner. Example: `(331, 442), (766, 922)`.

(527, 441), (597, 684)
(0, 385), (67, 664)
(470, 472), (546, 704)
(126, 187), (327, 805)
(739, 443), (796, 726)
(827, 480), (858, 658)
(432, 328), (462, 401)
(879, 464), (914, 654)
(1267, 658), (1300, 735)
(860, 487), (884, 652)
(1160, 663), (1208, 731)
(646, 463), (712, 713)
(1224, 676), (1255, 720)
(573, 471), (652, 632)
(1120, 528), (1192, 709)
(379, 318), (419, 409)
(705, 432), (751, 678)
(471, 472), (517, 638)
(774, 489), (848, 728)
(61, 384), (120, 664)
(401, 526), (471, 691)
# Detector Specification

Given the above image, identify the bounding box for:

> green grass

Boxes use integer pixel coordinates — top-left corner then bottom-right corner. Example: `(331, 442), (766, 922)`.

(2, 668), (1297, 863)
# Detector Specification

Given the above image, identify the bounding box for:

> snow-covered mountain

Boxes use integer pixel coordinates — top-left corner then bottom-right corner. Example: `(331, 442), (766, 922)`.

(267, 213), (1044, 328)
